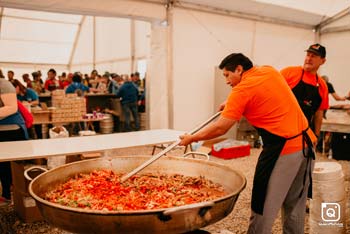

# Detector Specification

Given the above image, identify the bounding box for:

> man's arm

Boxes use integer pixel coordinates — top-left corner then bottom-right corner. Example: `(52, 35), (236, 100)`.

(331, 92), (346, 101)
(179, 116), (237, 146)
(0, 93), (18, 118)
(313, 109), (324, 137)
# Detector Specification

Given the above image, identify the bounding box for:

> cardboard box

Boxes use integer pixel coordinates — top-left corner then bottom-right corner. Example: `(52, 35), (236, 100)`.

(13, 189), (43, 222)
(32, 110), (50, 124)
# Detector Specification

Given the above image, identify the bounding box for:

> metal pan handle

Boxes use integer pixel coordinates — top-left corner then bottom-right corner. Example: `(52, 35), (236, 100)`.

(163, 201), (215, 216)
(182, 152), (210, 161)
(24, 166), (48, 181)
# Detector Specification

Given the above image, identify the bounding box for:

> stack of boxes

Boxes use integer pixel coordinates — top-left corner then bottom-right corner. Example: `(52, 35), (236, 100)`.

(51, 91), (86, 122)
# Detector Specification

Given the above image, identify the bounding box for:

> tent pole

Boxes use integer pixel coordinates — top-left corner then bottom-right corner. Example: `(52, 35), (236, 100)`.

(166, 0), (174, 129)
(130, 19), (136, 72)
(93, 16), (96, 70)
(0, 8), (4, 39)
(68, 16), (86, 71)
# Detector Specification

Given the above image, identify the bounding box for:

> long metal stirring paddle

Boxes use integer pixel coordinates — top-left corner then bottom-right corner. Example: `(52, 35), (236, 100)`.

(120, 111), (221, 182)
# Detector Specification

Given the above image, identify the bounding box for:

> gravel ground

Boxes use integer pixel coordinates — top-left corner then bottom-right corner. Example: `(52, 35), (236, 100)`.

(1, 145), (349, 234)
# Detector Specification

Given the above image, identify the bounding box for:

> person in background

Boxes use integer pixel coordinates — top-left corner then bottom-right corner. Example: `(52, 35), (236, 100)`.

(22, 73), (32, 89)
(12, 79), (39, 106)
(89, 69), (98, 88)
(83, 73), (90, 87)
(281, 43), (329, 139)
(316, 75), (348, 152)
(7, 70), (14, 83)
(31, 71), (44, 94)
(96, 73), (110, 93)
(44, 68), (59, 92)
(60, 72), (72, 90)
(179, 53), (316, 234)
(321, 75), (347, 101)
(0, 78), (29, 206)
(118, 74), (126, 87)
(116, 75), (140, 131)
(12, 79), (41, 139)
(58, 72), (67, 89)
(0, 69), (5, 79)
(110, 73), (121, 94)
(133, 72), (141, 87)
(65, 72), (96, 96)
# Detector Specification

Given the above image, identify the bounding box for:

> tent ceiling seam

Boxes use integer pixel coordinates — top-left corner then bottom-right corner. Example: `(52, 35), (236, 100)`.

(0, 37), (73, 45)
(174, 1), (314, 30)
(3, 14), (80, 25)
(316, 6), (350, 30)
(320, 25), (350, 34)
(0, 61), (68, 67)
(71, 55), (147, 66)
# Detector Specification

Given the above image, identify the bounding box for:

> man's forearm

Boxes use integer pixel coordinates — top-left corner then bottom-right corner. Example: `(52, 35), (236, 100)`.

(313, 110), (324, 136)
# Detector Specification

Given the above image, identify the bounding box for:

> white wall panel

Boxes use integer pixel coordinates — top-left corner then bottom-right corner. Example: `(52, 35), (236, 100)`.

(2, 17), (77, 43)
(96, 61), (131, 75)
(95, 17), (131, 61)
(253, 22), (314, 69)
(172, 8), (317, 131)
(134, 21), (151, 59)
(71, 16), (94, 65)
(172, 9), (255, 131)
(0, 40), (70, 64)
(321, 32), (350, 105)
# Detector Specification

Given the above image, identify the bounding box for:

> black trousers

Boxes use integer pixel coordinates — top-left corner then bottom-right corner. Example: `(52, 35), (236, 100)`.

(0, 128), (26, 199)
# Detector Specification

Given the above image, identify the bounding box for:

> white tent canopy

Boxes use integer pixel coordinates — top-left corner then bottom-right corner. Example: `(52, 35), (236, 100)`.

(0, 0), (349, 131)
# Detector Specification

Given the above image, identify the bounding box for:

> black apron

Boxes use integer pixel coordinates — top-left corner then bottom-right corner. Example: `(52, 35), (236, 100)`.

(251, 127), (315, 215)
(251, 70), (320, 215)
(291, 70), (322, 131)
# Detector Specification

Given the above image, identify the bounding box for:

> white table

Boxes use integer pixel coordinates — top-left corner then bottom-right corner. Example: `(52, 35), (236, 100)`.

(0, 129), (184, 162)
(321, 109), (350, 133)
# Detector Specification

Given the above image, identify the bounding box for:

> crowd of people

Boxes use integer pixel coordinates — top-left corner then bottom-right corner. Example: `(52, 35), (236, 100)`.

(0, 68), (145, 134)
(0, 68), (144, 96)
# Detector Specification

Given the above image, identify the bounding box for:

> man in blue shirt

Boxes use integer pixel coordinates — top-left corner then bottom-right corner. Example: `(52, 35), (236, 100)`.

(65, 73), (90, 96)
(116, 76), (140, 131)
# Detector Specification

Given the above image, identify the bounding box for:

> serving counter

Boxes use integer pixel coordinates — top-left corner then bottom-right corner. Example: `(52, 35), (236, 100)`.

(0, 129), (184, 162)
(321, 109), (350, 133)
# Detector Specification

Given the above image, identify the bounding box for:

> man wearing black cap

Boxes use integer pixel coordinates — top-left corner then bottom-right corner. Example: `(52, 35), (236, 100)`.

(281, 43), (329, 139)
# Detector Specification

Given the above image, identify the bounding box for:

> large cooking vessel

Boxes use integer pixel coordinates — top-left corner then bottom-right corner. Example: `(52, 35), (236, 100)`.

(27, 156), (246, 234)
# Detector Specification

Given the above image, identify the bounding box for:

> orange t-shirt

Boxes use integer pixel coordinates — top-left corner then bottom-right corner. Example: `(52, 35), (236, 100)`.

(280, 66), (329, 111)
(222, 66), (316, 155)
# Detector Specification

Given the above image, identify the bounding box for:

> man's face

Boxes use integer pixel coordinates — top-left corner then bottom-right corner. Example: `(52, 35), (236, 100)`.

(303, 52), (325, 73)
(48, 71), (56, 80)
(222, 67), (242, 87)
(8, 72), (14, 80)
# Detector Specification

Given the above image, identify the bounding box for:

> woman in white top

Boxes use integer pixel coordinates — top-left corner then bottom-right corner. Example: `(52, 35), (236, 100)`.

(0, 78), (28, 206)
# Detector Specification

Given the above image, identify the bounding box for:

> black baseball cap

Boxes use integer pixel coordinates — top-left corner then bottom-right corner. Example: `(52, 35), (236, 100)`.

(305, 43), (326, 58)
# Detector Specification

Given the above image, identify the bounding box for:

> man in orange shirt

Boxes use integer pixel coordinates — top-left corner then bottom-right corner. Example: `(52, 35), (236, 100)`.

(179, 53), (316, 234)
(280, 43), (329, 139)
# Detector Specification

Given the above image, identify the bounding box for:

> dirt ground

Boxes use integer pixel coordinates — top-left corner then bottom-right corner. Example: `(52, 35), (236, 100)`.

(1, 146), (349, 234)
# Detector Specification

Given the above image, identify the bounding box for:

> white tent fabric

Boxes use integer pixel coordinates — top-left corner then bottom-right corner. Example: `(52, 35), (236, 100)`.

(0, 0), (349, 130)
